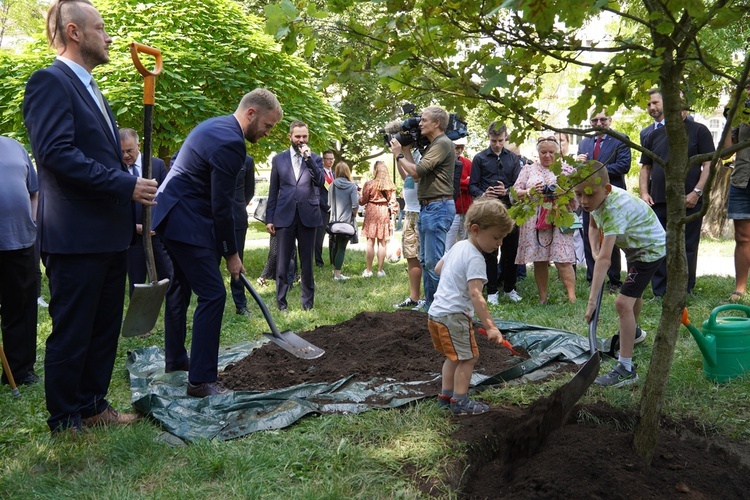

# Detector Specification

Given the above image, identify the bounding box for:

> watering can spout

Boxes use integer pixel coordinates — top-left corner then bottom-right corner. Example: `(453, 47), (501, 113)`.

(681, 308), (717, 367)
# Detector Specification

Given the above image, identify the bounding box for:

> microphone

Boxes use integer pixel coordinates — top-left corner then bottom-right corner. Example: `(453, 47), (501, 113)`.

(381, 120), (404, 135)
(298, 142), (311, 159)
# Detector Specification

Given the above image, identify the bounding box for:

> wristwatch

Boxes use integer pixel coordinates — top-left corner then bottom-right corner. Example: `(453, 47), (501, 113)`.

(396, 154), (405, 160)
(693, 187), (703, 197)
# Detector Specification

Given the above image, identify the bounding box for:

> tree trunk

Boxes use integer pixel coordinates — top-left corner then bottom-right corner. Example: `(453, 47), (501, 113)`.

(632, 79), (690, 465)
(703, 165), (733, 239)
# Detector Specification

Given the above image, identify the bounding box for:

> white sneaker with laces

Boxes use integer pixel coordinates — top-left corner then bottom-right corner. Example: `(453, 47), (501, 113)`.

(394, 297), (418, 308)
(504, 290), (522, 302)
(361, 270), (373, 277)
(334, 275), (350, 281)
(487, 293), (499, 305)
(376, 270), (386, 277)
(37, 297), (49, 308)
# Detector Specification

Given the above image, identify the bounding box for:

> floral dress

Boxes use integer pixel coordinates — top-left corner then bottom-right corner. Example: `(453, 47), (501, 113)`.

(359, 181), (398, 240)
(514, 162), (576, 264)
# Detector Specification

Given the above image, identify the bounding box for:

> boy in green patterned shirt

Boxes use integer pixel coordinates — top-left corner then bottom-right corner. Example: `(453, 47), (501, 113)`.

(573, 162), (666, 387)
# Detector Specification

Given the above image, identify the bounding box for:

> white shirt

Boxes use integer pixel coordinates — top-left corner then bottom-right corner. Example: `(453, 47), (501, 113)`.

(289, 146), (302, 180)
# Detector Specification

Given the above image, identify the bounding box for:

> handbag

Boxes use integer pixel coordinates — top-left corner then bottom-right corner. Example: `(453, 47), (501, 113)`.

(327, 185), (357, 237)
(253, 197), (267, 224)
(535, 205), (553, 231)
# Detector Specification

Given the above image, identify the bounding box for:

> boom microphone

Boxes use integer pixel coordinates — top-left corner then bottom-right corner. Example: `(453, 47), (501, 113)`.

(381, 120), (404, 135)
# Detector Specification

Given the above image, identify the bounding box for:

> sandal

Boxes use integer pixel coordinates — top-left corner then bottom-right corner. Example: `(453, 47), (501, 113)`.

(256, 277), (267, 287)
(726, 291), (745, 303)
(450, 398), (489, 416)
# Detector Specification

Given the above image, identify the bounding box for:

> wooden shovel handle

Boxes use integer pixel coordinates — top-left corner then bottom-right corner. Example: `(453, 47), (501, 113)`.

(130, 42), (163, 105)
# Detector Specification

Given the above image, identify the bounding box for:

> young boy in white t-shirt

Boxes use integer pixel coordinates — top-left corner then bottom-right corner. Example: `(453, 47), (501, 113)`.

(428, 197), (514, 415)
(573, 162), (665, 387)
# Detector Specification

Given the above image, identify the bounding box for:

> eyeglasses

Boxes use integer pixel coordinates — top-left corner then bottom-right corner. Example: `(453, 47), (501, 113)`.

(537, 137), (558, 144)
(590, 118), (609, 124)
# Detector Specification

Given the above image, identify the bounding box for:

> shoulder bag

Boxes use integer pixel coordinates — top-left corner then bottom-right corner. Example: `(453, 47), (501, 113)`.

(327, 185), (357, 237)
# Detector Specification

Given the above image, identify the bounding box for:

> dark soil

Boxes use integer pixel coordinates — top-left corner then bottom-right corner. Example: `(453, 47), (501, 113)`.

(220, 310), (750, 498)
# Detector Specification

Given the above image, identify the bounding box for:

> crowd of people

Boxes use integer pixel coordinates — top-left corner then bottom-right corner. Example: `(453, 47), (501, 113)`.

(3, 0), (749, 434)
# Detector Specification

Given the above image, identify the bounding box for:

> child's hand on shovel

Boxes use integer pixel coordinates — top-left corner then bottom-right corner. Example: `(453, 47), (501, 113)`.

(478, 327), (526, 358)
(480, 325), (504, 345)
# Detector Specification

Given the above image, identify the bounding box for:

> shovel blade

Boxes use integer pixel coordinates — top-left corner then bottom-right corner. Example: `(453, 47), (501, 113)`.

(263, 330), (325, 359)
(558, 353), (600, 412)
(121, 279), (169, 337)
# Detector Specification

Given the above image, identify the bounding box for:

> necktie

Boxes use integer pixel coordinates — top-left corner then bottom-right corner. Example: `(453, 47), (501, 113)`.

(294, 153), (302, 178)
(656, 122), (664, 130)
(325, 169), (333, 184)
(593, 136), (602, 160)
(90, 78), (115, 138)
(130, 164), (139, 177)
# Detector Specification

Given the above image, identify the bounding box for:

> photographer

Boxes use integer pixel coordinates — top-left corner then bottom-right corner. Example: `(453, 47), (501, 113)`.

(469, 122), (523, 304)
(513, 136), (578, 304)
(725, 81), (750, 302)
(390, 106), (456, 310)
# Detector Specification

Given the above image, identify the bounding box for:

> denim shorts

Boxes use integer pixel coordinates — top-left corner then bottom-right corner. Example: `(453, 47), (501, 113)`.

(728, 184), (750, 220)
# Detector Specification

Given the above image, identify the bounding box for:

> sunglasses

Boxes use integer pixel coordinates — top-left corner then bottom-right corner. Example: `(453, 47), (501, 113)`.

(537, 137), (558, 144)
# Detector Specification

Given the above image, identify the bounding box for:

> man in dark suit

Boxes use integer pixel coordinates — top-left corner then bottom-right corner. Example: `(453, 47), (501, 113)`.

(576, 108), (632, 292)
(153, 89), (282, 398)
(266, 121), (325, 311)
(23, 0), (157, 434)
(314, 150), (335, 267)
(119, 128), (173, 299)
(231, 155), (255, 315)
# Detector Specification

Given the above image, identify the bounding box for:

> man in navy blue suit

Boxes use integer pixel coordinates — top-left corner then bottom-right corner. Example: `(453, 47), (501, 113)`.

(119, 128), (173, 300)
(23, 0), (158, 434)
(266, 121), (325, 311)
(576, 108), (631, 292)
(153, 89), (282, 398)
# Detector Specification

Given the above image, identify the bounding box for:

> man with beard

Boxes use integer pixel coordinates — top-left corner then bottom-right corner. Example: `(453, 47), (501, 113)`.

(23, 0), (158, 434)
(153, 89), (282, 397)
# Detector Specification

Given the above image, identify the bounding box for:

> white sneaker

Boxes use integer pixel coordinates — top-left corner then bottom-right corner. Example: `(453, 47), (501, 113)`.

(361, 270), (373, 277)
(504, 290), (522, 302)
(334, 275), (350, 281)
(376, 270), (386, 277)
(37, 297), (49, 308)
(487, 293), (499, 305)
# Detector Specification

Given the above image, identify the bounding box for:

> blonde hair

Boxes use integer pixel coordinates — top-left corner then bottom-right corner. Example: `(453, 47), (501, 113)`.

(464, 197), (514, 237)
(371, 160), (396, 191)
(334, 161), (352, 181)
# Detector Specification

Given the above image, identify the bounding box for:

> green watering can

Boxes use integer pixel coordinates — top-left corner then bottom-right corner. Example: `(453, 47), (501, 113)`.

(681, 305), (750, 383)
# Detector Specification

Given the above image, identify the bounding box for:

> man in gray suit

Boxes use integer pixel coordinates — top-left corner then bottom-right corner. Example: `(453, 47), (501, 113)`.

(266, 121), (325, 311)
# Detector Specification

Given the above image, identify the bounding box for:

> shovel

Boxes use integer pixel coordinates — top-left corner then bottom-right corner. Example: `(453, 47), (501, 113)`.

(121, 42), (169, 338)
(238, 274), (324, 359)
(0, 344), (20, 398)
(477, 327), (529, 358)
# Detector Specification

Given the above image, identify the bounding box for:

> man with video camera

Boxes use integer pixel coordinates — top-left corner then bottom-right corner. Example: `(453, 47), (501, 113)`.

(390, 106), (456, 310)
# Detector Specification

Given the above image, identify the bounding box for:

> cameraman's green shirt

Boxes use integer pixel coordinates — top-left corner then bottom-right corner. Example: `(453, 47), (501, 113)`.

(416, 133), (455, 201)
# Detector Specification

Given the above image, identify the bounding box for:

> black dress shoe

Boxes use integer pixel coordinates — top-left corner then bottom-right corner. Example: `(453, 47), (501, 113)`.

(165, 360), (190, 373)
(236, 307), (250, 316)
(187, 381), (229, 398)
(3, 371), (41, 386)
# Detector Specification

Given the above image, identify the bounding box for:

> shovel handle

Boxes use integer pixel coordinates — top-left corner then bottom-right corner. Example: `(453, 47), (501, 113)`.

(477, 327), (524, 357)
(130, 42), (163, 105)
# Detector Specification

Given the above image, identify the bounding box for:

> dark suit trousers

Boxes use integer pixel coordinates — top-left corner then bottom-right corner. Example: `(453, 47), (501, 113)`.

(126, 234), (174, 297)
(651, 203), (702, 296)
(43, 251), (126, 432)
(314, 210), (331, 266)
(161, 238), (225, 383)
(582, 211), (622, 285)
(276, 209), (316, 310)
(230, 226), (249, 310)
(0, 245), (38, 384)
(483, 249), (500, 295)
(499, 225), (520, 293)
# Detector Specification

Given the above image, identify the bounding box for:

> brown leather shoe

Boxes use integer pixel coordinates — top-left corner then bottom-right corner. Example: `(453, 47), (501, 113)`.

(187, 381), (229, 398)
(82, 406), (140, 428)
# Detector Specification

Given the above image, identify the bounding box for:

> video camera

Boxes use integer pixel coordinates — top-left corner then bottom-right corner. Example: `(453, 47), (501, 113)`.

(379, 103), (468, 153)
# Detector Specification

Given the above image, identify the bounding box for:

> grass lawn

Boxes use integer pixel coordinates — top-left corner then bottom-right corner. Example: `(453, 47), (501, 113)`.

(1, 237), (749, 497)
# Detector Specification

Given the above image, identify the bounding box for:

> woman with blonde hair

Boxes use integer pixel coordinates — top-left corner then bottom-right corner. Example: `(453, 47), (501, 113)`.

(328, 161), (359, 280)
(359, 160), (399, 277)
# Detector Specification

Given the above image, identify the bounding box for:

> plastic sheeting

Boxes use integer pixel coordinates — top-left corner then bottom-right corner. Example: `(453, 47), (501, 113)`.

(128, 320), (601, 442)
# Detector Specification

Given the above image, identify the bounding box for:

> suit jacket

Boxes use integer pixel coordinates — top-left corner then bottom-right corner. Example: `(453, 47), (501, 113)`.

(577, 133), (631, 189)
(317, 168), (332, 216)
(153, 115), (246, 256)
(233, 156), (255, 231)
(266, 150), (324, 228)
(134, 157), (167, 225)
(23, 59), (136, 254)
